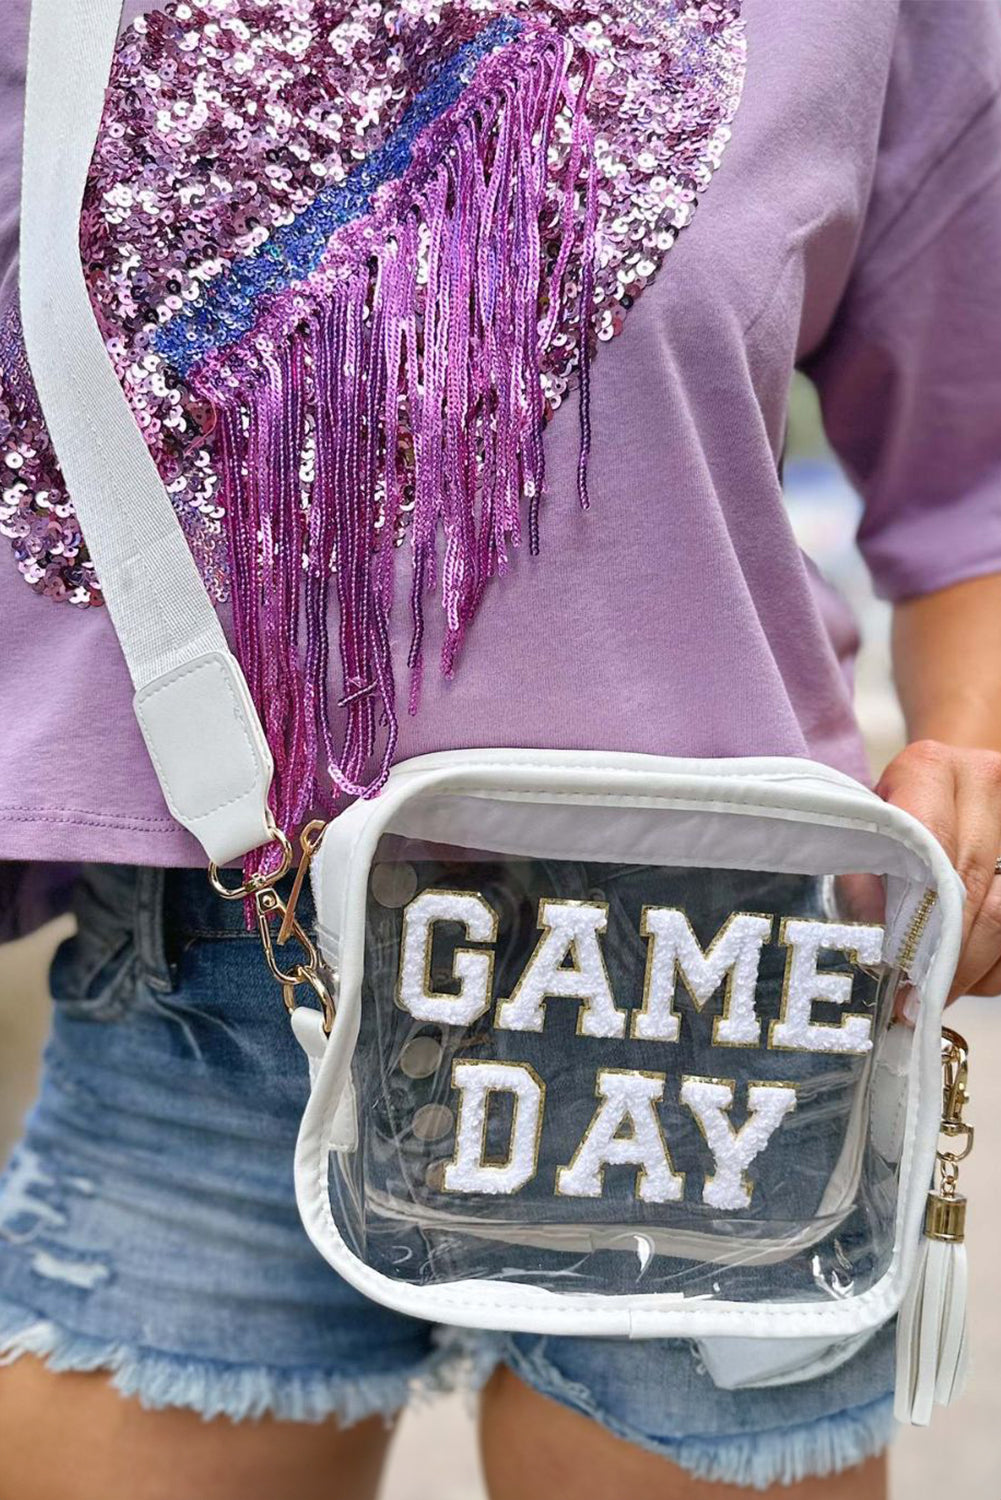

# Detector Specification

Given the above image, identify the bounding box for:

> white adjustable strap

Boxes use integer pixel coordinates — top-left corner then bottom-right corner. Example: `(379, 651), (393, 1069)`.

(18, 0), (273, 865)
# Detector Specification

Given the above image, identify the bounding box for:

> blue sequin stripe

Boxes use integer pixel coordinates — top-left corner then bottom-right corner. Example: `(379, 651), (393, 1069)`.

(157, 15), (524, 378)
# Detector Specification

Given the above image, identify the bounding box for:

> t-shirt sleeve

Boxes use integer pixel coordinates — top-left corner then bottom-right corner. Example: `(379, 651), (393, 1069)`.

(802, 1), (1001, 603)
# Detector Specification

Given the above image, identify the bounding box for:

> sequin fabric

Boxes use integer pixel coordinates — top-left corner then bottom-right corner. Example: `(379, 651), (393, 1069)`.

(0, 0), (745, 850)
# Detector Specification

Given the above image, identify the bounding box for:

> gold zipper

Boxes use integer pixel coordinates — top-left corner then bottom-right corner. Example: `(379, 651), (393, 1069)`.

(897, 888), (937, 975)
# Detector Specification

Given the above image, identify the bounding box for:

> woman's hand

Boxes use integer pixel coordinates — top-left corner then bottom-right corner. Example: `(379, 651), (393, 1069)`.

(887, 573), (1001, 1002)
(877, 738), (1001, 1001)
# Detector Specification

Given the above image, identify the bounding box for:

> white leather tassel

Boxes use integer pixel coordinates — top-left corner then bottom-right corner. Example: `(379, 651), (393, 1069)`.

(895, 1027), (973, 1426)
(894, 1201), (970, 1425)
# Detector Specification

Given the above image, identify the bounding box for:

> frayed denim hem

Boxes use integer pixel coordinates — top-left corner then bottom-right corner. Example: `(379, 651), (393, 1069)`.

(0, 1295), (477, 1426)
(654, 1397), (896, 1490)
(505, 1339), (896, 1491)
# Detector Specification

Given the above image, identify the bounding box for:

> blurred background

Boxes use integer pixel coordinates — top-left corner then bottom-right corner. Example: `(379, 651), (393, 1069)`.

(1, 376), (998, 1496)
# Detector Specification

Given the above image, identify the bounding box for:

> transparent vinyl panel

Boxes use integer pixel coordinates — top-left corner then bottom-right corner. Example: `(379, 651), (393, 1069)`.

(329, 834), (933, 1305)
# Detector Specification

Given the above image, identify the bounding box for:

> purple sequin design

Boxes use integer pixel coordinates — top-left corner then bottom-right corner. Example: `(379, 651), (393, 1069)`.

(0, 0), (745, 854)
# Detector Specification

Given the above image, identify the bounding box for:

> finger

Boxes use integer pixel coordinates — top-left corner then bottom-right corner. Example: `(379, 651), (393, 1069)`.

(944, 753), (1001, 996)
(894, 981), (916, 1025)
(878, 749), (956, 1021)
(876, 742), (959, 868)
(879, 744), (1001, 990)
(951, 753), (1001, 949)
(950, 876), (1001, 1000)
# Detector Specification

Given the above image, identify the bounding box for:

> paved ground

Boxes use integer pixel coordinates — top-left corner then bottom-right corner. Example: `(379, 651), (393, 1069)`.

(1, 918), (998, 1497)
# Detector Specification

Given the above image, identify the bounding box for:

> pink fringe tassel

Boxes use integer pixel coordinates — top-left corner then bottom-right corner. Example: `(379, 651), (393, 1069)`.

(203, 31), (596, 874)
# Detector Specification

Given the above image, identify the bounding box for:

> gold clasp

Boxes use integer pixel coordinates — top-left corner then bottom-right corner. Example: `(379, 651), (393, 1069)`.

(208, 818), (294, 901)
(925, 1026), (973, 1242)
(942, 1027), (969, 1118)
(939, 1026), (974, 1173)
(278, 818), (327, 945)
(207, 820), (336, 1034)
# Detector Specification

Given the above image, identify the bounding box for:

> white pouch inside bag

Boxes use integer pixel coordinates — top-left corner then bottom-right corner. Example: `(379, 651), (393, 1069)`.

(294, 748), (965, 1378)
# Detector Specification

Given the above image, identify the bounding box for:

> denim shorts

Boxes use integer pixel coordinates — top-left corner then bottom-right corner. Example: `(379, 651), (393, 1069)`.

(0, 864), (897, 1491)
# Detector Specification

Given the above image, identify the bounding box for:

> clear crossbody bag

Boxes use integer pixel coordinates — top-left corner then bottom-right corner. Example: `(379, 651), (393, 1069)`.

(18, 0), (974, 1430)
(288, 750), (971, 1417)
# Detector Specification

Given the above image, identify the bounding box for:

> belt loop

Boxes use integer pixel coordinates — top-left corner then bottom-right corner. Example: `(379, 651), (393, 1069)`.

(133, 867), (174, 994)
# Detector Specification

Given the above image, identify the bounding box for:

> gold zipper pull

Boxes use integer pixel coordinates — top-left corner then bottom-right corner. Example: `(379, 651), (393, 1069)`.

(278, 819), (327, 945)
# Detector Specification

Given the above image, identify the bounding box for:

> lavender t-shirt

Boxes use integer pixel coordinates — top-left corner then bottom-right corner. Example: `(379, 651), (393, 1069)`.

(2, 0), (1001, 886)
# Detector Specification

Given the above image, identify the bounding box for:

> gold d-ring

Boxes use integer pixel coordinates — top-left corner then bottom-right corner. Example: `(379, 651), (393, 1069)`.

(207, 822), (294, 900)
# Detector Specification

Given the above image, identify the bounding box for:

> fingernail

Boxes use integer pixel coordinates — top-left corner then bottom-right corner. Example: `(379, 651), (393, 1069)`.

(902, 988), (920, 1027)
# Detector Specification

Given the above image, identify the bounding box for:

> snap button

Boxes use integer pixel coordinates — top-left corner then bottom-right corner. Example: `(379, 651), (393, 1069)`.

(400, 1035), (443, 1079)
(371, 862), (419, 908)
(413, 1103), (454, 1142)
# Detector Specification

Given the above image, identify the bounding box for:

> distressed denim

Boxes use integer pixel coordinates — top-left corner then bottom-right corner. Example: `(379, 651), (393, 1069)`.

(0, 865), (896, 1488)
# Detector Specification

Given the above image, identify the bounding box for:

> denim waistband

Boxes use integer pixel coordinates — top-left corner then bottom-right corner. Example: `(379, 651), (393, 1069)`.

(68, 864), (318, 999)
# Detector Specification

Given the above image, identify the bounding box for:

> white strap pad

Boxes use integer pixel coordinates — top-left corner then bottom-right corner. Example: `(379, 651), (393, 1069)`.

(134, 653), (275, 866)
